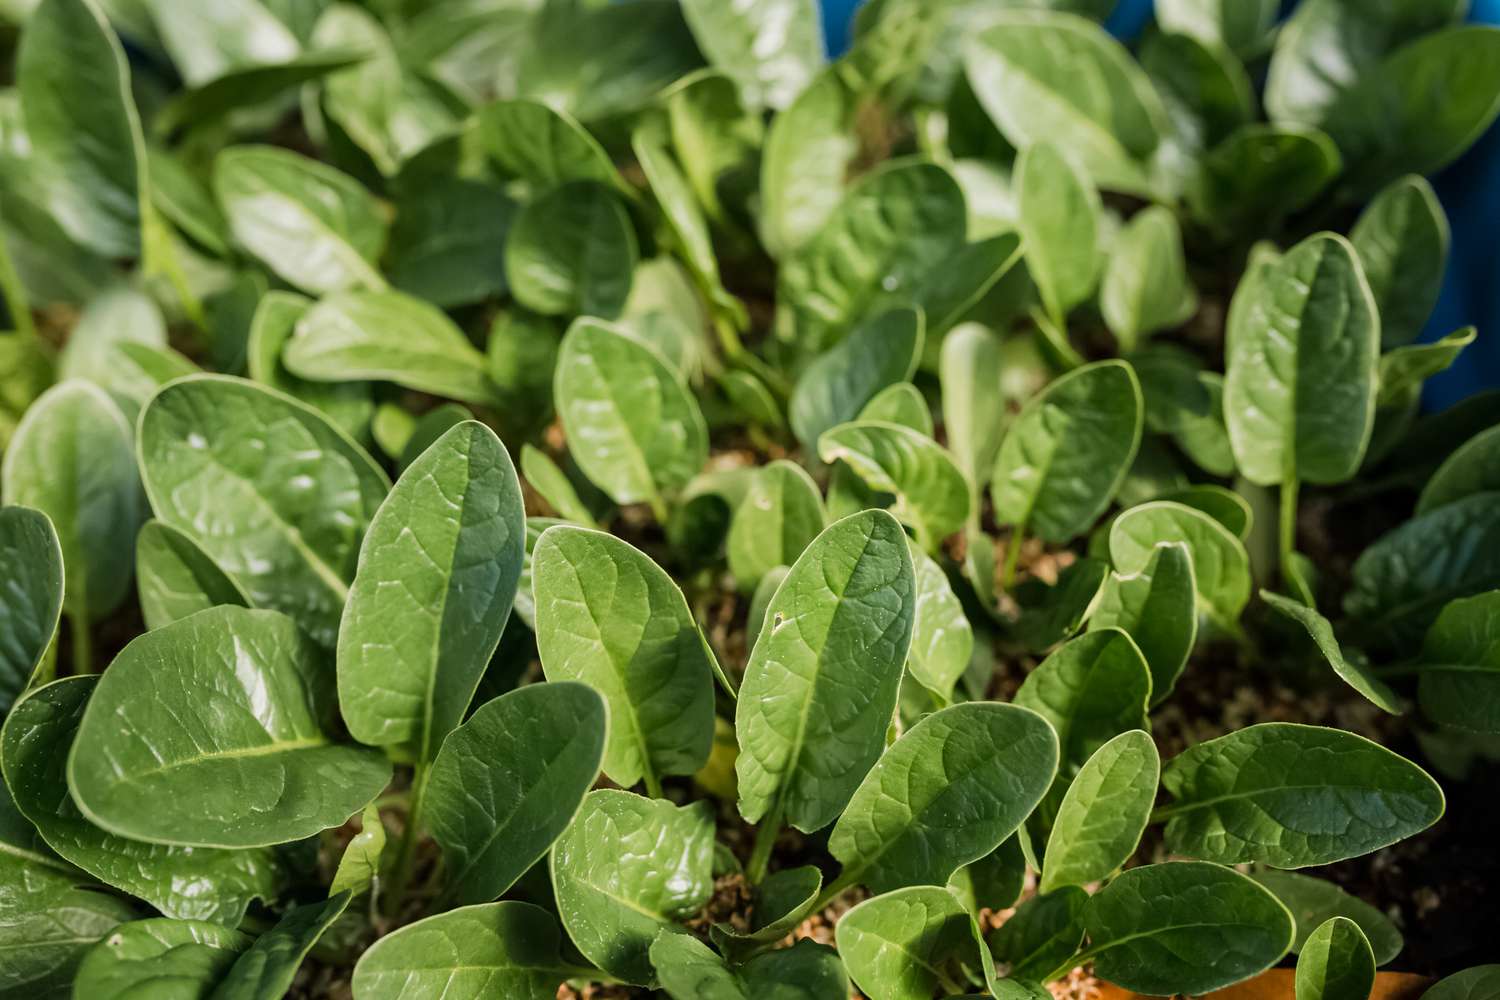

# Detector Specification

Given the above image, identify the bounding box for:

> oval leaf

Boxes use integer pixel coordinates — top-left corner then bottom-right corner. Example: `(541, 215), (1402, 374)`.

(1040, 730), (1159, 894)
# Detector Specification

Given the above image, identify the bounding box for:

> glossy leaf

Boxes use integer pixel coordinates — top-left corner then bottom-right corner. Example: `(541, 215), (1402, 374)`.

(1101, 206), (1197, 351)
(680, 0), (822, 110)
(1263, 590), (1400, 714)
(476, 99), (623, 190)
(818, 420), (969, 550)
(1417, 425), (1500, 515)
(1016, 141), (1100, 323)
(210, 892), (350, 1000)
(837, 886), (976, 1000)
(506, 181), (636, 320)
(72, 917), (250, 999)
(735, 510), (916, 833)
(790, 308), (923, 451)
(1040, 730), (1159, 893)
(829, 703), (1057, 895)
(1295, 917), (1376, 1000)
(1083, 862), (1294, 995)
(427, 682), (605, 905)
(1110, 500), (1252, 628)
(330, 805), (384, 898)
(907, 542), (974, 702)
(1089, 541), (1196, 705)
(213, 145), (386, 294)
(1351, 175), (1449, 349)
(135, 519), (250, 631)
(69, 606), (391, 848)
(533, 526), (716, 789)
(244, 290), (372, 441)
(0, 850), (135, 997)
(520, 445), (599, 527)
(337, 421), (525, 759)
(1156, 0), (1278, 57)
(652, 933), (847, 1000)
(553, 318), (708, 507)
(1251, 870), (1403, 966)
(1415, 965), (1500, 1000)
(989, 887), (1087, 983)
(758, 63), (858, 259)
(2, 380), (138, 624)
(2, 676), (285, 925)
(388, 177), (515, 309)
(138, 375), (390, 649)
(550, 789), (715, 985)
(992, 360), (1143, 543)
(940, 323), (1006, 499)
(0, 506), (62, 712)
(710, 865), (823, 958)
(1225, 233), (1379, 486)
(1160, 722), (1445, 868)
(351, 901), (577, 1000)
(1188, 125), (1341, 235)
(1014, 629), (1151, 768)
(1012, 557), (1108, 655)
(1417, 591), (1500, 735)
(727, 460), (825, 593)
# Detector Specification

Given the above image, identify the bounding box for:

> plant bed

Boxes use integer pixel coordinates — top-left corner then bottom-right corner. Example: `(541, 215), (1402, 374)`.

(2, 1), (1500, 999)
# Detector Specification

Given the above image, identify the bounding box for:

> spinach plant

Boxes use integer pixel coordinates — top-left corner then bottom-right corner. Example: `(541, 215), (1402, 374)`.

(0, 0), (1497, 996)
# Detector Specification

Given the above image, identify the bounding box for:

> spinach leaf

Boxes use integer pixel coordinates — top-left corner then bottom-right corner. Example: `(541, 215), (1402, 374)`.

(1100, 206), (1197, 352)
(1351, 175), (1449, 349)
(520, 445), (599, 528)
(135, 520), (250, 631)
(209, 892), (349, 1000)
(1159, 722), (1445, 867)
(426, 682), (606, 905)
(549, 789), (715, 986)
(818, 420), (970, 551)
(1188, 125), (1341, 236)
(710, 865), (823, 958)
(329, 804), (383, 899)
(1251, 870), (1403, 965)
(757, 64), (860, 259)
(828, 702), (1057, 895)
(1014, 629), (1151, 769)
(735, 510), (915, 838)
(907, 541), (974, 703)
(1040, 730), (1159, 893)
(506, 181), (636, 320)
(940, 322), (1006, 503)
(351, 901), (580, 1000)
(1081, 861), (1294, 994)
(476, 99), (624, 191)
(1263, 591), (1401, 714)
(1016, 141), (1100, 325)
(1417, 424), (1500, 515)
(679, 0), (822, 111)
(0, 506), (62, 712)
(0, 849), (136, 997)
(72, 917), (250, 999)
(338, 420), (524, 761)
(727, 460), (825, 593)
(388, 177), (515, 309)
(69, 606), (391, 848)
(1110, 500), (1251, 628)
(652, 933), (847, 1000)
(1089, 541), (1196, 705)
(138, 375), (390, 650)
(790, 308), (923, 451)
(1012, 557), (1108, 655)
(1296, 917), (1376, 1000)
(532, 525), (717, 792)
(1417, 591), (1500, 735)
(1156, 0), (1278, 58)
(989, 887), (1087, 983)
(836, 886), (976, 1000)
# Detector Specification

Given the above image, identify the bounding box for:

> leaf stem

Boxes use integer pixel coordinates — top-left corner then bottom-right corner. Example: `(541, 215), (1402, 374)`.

(744, 802), (784, 885)
(641, 767), (664, 800)
(142, 204), (208, 335)
(69, 608), (95, 675)
(384, 762), (430, 918)
(647, 493), (669, 526)
(809, 869), (856, 915)
(1278, 476), (1312, 603)
(0, 225), (37, 341)
(1000, 526), (1025, 592)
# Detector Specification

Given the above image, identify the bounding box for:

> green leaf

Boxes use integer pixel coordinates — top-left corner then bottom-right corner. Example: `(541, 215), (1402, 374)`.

(144, 0), (298, 88)
(554, 317), (708, 508)
(665, 70), (765, 225)
(1156, 0), (1279, 57)
(17, 0), (145, 257)
(758, 63), (859, 259)
(710, 865), (823, 958)
(1351, 175), (1449, 349)
(1012, 557), (1109, 655)
(1101, 206), (1196, 352)
(135, 520), (250, 631)
(1262, 590), (1400, 714)
(1110, 500), (1252, 628)
(948, 835), (1025, 916)
(337, 421), (525, 759)
(0, 849), (136, 997)
(329, 804), (383, 898)
(57, 285), (165, 416)
(520, 445), (599, 528)
(940, 323), (1006, 499)
(2, 676), (286, 925)
(245, 290), (373, 440)
(727, 460), (825, 593)
(777, 161), (965, 353)
(1418, 424), (1500, 515)
(1082, 861), (1294, 995)
(1225, 233), (1379, 486)
(1420, 965), (1500, 1000)
(1040, 730), (1159, 893)
(652, 933), (848, 1000)
(69, 606), (391, 848)
(389, 177), (515, 309)
(1016, 141), (1100, 323)
(0, 507), (62, 712)
(1345, 493), (1500, 649)
(72, 918), (250, 999)
(735, 510), (916, 833)
(427, 682), (605, 905)
(907, 542), (974, 702)
(351, 901), (577, 1000)
(860, 384), (932, 435)
(213, 145), (387, 294)
(790, 308), (923, 451)
(1139, 31), (1254, 196)
(963, 11), (1166, 195)
(210, 892), (349, 1000)
(1159, 722), (1445, 867)
(533, 526), (717, 790)
(153, 49), (365, 136)
(680, 0), (822, 110)
(549, 789), (715, 986)
(138, 375), (390, 649)
(1250, 870), (1402, 966)
(1378, 327), (1476, 412)
(506, 181), (636, 320)
(818, 420), (970, 550)
(2, 380), (139, 624)
(1296, 917), (1375, 1000)
(1014, 629), (1151, 769)
(284, 289), (496, 405)
(476, 99), (624, 191)
(837, 886), (976, 1000)
(829, 703), (1056, 896)
(1089, 541), (1196, 705)
(1417, 591), (1500, 735)
(989, 887), (1087, 983)
(991, 359), (1143, 543)
(1188, 125), (1341, 235)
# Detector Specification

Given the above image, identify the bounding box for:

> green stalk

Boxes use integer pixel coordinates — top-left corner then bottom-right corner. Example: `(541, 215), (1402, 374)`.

(383, 762), (430, 918)
(744, 801), (784, 885)
(809, 869), (856, 915)
(1279, 477), (1314, 603)
(0, 225), (37, 341)
(142, 203), (208, 335)
(69, 608), (94, 675)
(641, 766), (664, 800)
(1000, 525), (1026, 592)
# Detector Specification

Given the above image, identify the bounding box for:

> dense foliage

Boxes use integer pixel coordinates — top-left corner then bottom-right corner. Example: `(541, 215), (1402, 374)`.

(1, 0), (1499, 997)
